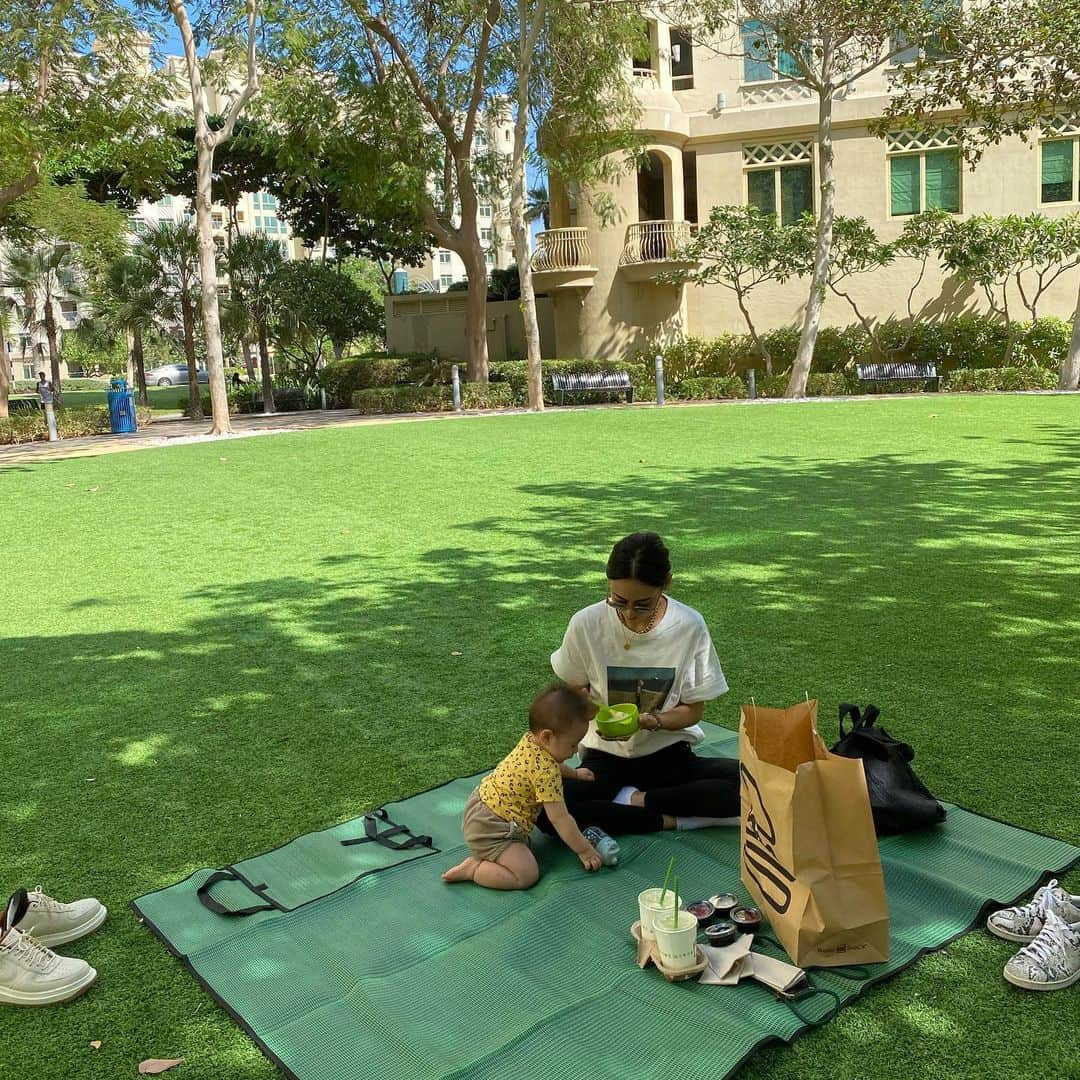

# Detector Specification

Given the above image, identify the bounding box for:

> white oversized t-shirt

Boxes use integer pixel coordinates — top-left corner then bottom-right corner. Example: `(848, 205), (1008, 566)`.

(550, 597), (728, 759)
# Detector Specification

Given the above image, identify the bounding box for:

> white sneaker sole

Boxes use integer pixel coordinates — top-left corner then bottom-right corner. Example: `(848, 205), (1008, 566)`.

(1003, 964), (1080, 991)
(985, 916), (1038, 944)
(0, 965), (97, 1006)
(22, 904), (108, 948)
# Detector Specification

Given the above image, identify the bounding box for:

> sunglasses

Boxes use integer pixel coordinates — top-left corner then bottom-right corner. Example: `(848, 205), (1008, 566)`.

(605, 592), (662, 615)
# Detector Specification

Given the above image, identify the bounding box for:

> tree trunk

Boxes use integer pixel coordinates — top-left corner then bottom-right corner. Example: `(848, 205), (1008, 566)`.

(44, 302), (62, 406)
(332, 340), (344, 363)
(194, 141), (231, 434)
(0, 316), (10, 418)
(510, 0), (546, 411)
(258, 323), (275, 414)
(1063, 281), (1080, 390)
(133, 326), (149, 406)
(181, 296), (203, 419)
(787, 87), (837, 399)
(241, 336), (256, 380)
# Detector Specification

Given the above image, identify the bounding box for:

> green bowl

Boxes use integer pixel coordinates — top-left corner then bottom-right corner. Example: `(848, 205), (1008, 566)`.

(595, 702), (639, 738)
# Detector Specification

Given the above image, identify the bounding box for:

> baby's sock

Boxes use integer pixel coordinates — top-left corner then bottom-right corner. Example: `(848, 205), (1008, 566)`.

(613, 786), (639, 806)
(675, 815), (741, 831)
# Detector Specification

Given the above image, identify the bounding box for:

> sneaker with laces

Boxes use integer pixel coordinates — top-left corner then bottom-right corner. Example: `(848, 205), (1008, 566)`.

(15, 885), (107, 948)
(1003, 909), (1080, 991)
(987, 879), (1080, 943)
(0, 891), (98, 1006)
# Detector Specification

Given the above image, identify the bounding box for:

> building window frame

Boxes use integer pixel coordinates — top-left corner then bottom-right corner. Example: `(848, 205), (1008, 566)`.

(740, 20), (802, 85)
(742, 141), (815, 225)
(886, 128), (962, 217)
(1039, 119), (1080, 205)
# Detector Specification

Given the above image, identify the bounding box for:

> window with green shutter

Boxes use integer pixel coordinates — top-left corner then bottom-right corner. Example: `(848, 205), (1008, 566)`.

(887, 130), (962, 216)
(780, 164), (814, 225)
(925, 149), (960, 211)
(890, 155), (920, 215)
(747, 169), (776, 215)
(1041, 140), (1074, 203)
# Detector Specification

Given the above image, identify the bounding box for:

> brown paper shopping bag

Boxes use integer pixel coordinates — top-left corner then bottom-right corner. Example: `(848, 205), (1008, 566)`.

(740, 699), (890, 968)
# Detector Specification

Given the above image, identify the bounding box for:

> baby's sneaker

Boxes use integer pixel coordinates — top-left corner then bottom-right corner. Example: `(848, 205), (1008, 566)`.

(987, 879), (1080, 943)
(0, 890), (98, 1006)
(1003, 909), (1080, 991)
(15, 885), (107, 948)
(582, 826), (620, 867)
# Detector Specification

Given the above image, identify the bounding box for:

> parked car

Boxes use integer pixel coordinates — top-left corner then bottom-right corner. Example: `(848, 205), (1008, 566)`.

(146, 362), (209, 386)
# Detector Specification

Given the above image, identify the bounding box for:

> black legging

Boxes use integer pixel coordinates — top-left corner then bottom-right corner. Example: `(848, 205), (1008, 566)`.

(538, 741), (740, 836)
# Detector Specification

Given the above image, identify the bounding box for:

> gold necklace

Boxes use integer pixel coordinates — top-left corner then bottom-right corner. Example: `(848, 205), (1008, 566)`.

(617, 597), (665, 650)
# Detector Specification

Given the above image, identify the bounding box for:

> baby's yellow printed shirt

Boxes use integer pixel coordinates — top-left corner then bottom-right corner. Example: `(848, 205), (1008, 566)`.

(477, 734), (564, 833)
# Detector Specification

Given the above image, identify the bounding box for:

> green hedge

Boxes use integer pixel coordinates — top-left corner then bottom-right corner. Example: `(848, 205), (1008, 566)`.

(646, 317), (1071, 380)
(351, 383), (515, 414)
(672, 376), (748, 400)
(755, 372), (855, 397)
(945, 367), (1060, 392)
(320, 354), (453, 406)
(0, 405), (153, 445)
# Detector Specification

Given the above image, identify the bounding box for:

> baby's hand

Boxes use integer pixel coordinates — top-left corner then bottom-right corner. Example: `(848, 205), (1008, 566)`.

(576, 767), (595, 782)
(579, 848), (602, 872)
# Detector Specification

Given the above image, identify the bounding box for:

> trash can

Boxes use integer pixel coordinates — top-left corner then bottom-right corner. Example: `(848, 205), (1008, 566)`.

(107, 377), (138, 434)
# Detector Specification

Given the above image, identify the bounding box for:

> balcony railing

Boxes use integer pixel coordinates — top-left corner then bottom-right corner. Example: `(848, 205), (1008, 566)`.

(531, 228), (594, 272)
(618, 220), (695, 266)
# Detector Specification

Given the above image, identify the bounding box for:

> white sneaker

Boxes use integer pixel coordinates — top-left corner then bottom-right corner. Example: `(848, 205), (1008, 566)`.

(1003, 909), (1080, 991)
(15, 885), (107, 948)
(0, 927), (98, 1006)
(987, 879), (1080, 943)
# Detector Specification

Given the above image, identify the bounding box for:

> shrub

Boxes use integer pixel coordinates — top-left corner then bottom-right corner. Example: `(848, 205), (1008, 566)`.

(756, 372), (856, 397)
(351, 382), (515, 414)
(945, 367), (1060, 392)
(236, 386), (314, 413)
(0, 405), (152, 445)
(673, 376), (748, 400)
(319, 353), (452, 405)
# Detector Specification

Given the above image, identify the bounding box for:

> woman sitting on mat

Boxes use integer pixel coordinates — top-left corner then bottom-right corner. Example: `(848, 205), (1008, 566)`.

(540, 531), (740, 837)
(442, 686), (603, 890)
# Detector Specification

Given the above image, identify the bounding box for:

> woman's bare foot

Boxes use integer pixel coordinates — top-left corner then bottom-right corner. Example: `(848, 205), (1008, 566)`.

(441, 857), (479, 883)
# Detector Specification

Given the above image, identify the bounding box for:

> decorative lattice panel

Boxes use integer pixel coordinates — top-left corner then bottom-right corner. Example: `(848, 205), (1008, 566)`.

(739, 81), (814, 107)
(1043, 116), (1080, 138)
(886, 128), (959, 152)
(742, 140), (814, 166)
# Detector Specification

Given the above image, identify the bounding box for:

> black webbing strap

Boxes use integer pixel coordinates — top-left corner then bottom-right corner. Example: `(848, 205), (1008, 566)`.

(341, 807), (434, 851)
(196, 869), (279, 917)
(776, 978), (843, 1027)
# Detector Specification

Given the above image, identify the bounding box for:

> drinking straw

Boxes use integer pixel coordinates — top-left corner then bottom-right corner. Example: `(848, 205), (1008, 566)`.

(670, 876), (679, 928)
(659, 856), (675, 904)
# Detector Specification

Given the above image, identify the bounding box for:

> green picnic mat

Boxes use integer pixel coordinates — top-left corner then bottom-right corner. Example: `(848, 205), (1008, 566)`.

(133, 727), (1080, 1080)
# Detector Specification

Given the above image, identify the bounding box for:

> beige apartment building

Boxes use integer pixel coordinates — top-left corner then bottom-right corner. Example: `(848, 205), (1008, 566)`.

(533, 17), (1080, 360)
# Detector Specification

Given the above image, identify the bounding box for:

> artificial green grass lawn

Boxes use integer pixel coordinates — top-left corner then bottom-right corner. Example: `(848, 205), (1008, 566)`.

(1, 393), (1078, 1080)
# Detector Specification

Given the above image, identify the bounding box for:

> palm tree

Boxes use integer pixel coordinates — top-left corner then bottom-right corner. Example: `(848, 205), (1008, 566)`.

(94, 255), (165, 407)
(139, 221), (204, 419)
(227, 235), (284, 414)
(525, 185), (550, 230)
(1, 244), (80, 405)
(0, 283), (20, 418)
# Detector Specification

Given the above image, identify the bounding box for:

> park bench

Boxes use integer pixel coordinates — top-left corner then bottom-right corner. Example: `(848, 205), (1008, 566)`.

(856, 361), (941, 392)
(550, 371), (635, 406)
(8, 397), (42, 414)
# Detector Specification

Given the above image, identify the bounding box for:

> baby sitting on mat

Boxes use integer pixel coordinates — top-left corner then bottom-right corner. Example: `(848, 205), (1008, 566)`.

(442, 686), (604, 889)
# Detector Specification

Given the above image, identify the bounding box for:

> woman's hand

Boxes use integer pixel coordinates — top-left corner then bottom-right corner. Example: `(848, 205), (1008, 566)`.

(575, 767), (595, 781)
(639, 712), (662, 732)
